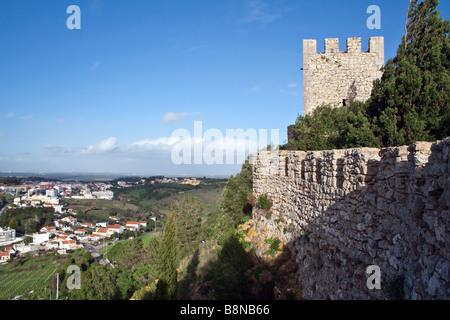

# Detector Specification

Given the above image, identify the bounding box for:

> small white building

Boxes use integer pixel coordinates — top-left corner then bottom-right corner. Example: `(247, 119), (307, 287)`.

(54, 205), (65, 214)
(0, 252), (10, 262)
(96, 222), (109, 228)
(61, 216), (77, 225)
(74, 229), (88, 235)
(14, 243), (39, 255)
(91, 228), (108, 240)
(32, 232), (49, 245)
(40, 226), (56, 234)
(0, 227), (16, 244)
(60, 240), (77, 250)
(46, 189), (58, 198)
(125, 221), (140, 231)
(106, 225), (124, 236)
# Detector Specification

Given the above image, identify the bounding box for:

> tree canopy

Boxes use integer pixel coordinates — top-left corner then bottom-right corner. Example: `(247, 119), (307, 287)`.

(288, 0), (449, 150)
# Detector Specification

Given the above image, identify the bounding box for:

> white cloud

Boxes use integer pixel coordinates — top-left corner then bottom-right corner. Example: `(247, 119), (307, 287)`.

(249, 86), (261, 92)
(162, 112), (189, 123)
(90, 0), (103, 10)
(280, 83), (298, 95)
(21, 115), (33, 121)
(240, 0), (281, 25)
(91, 61), (101, 70)
(6, 112), (15, 118)
(44, 144), (67, 153)
(125, 137), (182, 152)
(82, 137), (118, 154)
(0, 132), (3, 139)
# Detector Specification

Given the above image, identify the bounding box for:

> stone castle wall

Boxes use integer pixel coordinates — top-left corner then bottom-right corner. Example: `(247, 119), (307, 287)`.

(251, 138), (449, 299)
(303, 37), (384, 115)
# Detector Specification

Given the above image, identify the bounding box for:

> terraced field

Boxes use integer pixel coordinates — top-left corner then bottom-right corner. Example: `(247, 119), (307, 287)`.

(0, 255), (65, 300)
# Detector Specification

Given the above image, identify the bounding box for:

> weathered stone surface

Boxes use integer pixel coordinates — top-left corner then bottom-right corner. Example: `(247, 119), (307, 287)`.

(303, 37), (384, 115)
(251, 138), (450, 299)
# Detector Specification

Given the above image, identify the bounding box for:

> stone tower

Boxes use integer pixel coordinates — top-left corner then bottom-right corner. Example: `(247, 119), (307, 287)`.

(303, 37), (384, 115)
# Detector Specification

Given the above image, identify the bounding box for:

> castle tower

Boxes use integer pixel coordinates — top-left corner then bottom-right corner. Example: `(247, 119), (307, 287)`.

(303, 37), (384, 115)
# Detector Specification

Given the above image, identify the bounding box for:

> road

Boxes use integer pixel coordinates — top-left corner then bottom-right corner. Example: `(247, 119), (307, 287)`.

(0, 202), (8, 218)
(83, 241), (114, 267)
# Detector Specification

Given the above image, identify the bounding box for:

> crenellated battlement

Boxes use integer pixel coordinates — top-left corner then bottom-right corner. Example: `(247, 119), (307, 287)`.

(251, 138), (450, 299)
(304, 37), (384, 57)
(303, 37), (384, 115)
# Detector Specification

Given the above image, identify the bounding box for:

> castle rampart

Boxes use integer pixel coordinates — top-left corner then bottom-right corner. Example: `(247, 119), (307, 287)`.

(303, 37), (384, 115)
(251, 138), (449, 299)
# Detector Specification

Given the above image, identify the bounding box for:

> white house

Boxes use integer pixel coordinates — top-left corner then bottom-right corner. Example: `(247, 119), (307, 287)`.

(91, 227), (107, 240)
(125, 221), (140, 231)
(0, 227), (16, 244)
(32, 232), (49, 245)
(96, 222), (109, 228)
(74, 229), (88, 235)
(14, 243), (39, 255)
(0, 252), (10, 262)
(61, 216), (77, 225)
(139, 221), (147, 228)
(46, 239), (60, 250)
(4, 246), (16, 256)
(46, 189), (58, 198)
(106, 225), (124, 236)
(60, 240), (77, 250)
(40, 226), (56, 234)
(54, 205), (65, 214)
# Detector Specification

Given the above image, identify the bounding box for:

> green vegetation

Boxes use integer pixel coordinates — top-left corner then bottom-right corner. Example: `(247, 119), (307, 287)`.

(50, 237), (161, 300)
(258, 194), (272, 210)
(264, 238), (281, 258)
(205, 160), (253, 245)
(287, 0), (449, 150)
(154, 212), (178, 300)
(4, 0), (444, 302)
(65, 198), (146, 223)
(114, 179), (226, 218)
(286, 102), (380, 151)
(0, 252), (72, 300)
(0, 207), (54, 234)
(171, 195), (204, 259)
(201, 234), (253, 299)
(367, 0), (449, 146)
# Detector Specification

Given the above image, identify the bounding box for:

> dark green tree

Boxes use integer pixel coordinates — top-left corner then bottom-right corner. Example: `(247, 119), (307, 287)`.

(286, 103), (379, 151)
(367, 0), (449, 146)
(8, 217), (18, 230)
(155, 212), (178, 300)
(218, 159), (253, 219)
(171, 195), (204, 259)
(69, 264), (120, 300)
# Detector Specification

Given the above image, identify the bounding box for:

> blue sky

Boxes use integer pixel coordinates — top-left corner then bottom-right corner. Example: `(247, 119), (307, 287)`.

(0, 0), (448, 176)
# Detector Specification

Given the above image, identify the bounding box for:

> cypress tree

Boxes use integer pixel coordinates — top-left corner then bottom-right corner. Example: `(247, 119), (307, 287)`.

(172, 195), (204, 259)
(367, 0), (449, 146)
(155, 212), (179, 300)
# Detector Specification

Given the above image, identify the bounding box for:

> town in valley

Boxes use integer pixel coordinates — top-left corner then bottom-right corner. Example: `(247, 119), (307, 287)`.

(0, 176), (202, 262)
